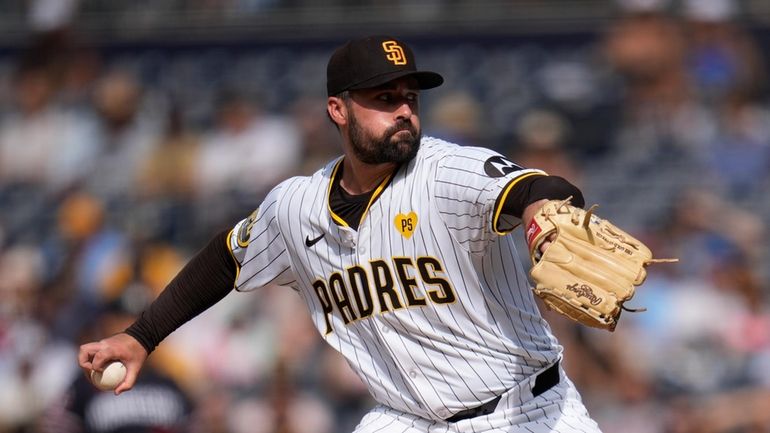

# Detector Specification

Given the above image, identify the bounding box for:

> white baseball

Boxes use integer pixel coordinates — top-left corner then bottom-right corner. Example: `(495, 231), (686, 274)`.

(90, 361), (127, 391)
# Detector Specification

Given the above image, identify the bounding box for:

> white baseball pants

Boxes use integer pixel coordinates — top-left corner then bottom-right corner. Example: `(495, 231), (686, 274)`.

(352, 365), (602, 433)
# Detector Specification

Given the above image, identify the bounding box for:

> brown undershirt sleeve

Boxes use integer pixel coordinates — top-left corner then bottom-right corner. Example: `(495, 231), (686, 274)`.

(125, 229), (237, 354)
(498, 175), (585, 218)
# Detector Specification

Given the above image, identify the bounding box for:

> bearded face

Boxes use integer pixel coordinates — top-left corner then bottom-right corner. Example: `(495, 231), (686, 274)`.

(346, 104), (421, 165)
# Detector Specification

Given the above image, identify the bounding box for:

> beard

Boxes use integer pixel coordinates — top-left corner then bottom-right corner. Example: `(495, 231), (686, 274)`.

(347, 112), (421, 165)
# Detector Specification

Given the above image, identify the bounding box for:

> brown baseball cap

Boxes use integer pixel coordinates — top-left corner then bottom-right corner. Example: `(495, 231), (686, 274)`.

(326, 35), (444, 96)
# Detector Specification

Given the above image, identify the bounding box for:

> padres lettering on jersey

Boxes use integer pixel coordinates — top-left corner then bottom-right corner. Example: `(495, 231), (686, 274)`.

(312, 255), (456, 335)
(227, 137), (560, 421)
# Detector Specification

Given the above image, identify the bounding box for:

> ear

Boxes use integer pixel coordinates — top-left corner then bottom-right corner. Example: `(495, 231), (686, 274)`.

(327, 96), (348, 127)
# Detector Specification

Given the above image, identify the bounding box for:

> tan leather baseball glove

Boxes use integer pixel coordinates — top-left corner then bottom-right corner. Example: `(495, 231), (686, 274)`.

(525, 198), (675, 331)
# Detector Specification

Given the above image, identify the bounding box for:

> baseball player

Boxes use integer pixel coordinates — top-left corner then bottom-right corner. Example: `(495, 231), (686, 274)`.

(79, 35), (606, 432)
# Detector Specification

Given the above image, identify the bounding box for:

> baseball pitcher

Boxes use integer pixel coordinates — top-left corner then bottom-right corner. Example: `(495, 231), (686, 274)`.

(79, 35), (671, 432)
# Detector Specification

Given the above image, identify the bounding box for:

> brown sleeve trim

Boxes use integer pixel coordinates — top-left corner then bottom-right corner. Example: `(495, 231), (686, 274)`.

(493, 175), (585, 234)
(125, 229), (237, 354)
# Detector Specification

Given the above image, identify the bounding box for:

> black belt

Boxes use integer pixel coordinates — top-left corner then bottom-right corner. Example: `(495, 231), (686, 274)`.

(445, 361), (560, 423)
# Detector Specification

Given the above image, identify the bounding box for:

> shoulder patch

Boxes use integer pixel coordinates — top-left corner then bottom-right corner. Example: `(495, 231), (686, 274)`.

(483, 155), (524, 178)
(237, 209), (259, 248)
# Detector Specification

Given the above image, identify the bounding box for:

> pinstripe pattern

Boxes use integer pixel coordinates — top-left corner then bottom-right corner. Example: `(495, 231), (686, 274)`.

(227, 137), (595, 429)
(352, 373), (600, 432)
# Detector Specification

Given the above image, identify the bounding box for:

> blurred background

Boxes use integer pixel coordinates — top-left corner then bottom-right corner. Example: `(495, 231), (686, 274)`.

(0, 0), (769, 432)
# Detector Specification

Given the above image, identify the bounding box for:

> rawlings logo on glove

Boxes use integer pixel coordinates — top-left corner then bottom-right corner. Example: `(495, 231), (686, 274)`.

(526, 198), (676, 331)
(565, 283), (603, 306)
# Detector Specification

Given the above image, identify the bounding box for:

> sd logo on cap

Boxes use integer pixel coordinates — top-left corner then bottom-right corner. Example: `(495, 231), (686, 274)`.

(326, 35), (443, 96)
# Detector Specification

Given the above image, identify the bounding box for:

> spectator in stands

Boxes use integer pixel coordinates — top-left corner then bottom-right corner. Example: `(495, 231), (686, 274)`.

(136, 107), (200, 201)
(603, 1), (713, 163)
(509, 108), (582, 183)
(0, 64), (97, 191)
(196, 89), (301, 201)
(291, 96), (342, 176)
(41, 298), (194, 433)
(0, 245), (78, 431)
(680, 0), (770, 200)
(135, 106), (202, 244)
(427, 90), (484, 146)
(83, 70), (164, 204)
(43, 191), (132, 341)
(682, 0), (765, 103)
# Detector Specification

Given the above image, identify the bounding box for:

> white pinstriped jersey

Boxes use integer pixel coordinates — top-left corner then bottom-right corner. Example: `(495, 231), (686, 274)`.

(227, 136), (561, 421)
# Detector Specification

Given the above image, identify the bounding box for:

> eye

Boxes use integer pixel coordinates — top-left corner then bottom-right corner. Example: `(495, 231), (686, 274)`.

(377, 93), (392, 102)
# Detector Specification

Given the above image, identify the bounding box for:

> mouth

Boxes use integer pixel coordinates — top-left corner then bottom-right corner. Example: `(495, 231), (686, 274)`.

(385, 122), (418, 144)
(392, 126), (416, 136)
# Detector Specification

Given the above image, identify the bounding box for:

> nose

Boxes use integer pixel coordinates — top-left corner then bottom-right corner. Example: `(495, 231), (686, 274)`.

(395, 101), (413, 120)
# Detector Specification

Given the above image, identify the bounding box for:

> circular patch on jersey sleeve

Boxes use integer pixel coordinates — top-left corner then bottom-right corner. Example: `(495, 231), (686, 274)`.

(236, 209), (259, 248)
(483, 155), (524, 178)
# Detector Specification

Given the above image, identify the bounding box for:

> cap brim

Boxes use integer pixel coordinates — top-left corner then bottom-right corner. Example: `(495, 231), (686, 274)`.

(347, 70), (444, 92)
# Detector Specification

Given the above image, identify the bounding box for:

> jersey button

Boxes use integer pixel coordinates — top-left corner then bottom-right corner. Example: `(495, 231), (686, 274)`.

(381, 326), (390, 333)
(437, 409), (449, 418)
(409, 370), (418, 378)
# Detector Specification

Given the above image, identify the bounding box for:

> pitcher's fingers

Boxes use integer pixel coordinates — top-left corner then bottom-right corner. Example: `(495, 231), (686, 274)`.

(91, 348), (115, 372)
(114, 366), (138, 395)
(78, 342), (102, 369)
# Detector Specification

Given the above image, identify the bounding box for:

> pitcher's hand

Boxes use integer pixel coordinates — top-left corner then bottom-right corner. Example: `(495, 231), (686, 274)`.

(78, 332), (147, 395)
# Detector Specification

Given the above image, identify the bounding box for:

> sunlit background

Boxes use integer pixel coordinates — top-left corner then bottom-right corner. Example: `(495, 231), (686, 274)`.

(0, 0), (769, 432)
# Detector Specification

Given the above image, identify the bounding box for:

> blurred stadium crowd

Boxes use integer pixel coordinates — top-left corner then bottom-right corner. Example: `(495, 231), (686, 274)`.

(0, 0), (769, 432)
